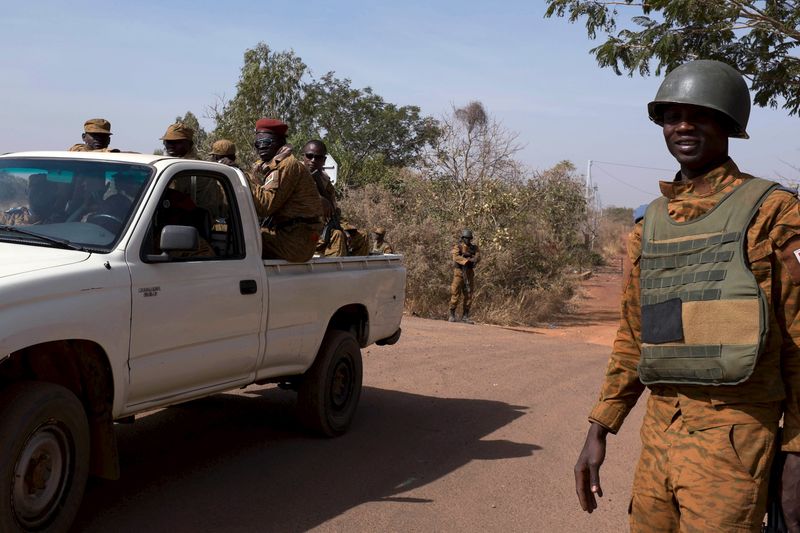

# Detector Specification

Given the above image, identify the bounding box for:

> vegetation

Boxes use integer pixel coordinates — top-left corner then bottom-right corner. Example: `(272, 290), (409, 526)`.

(175, 43), (606, 325)
(544, 0), (800, 116)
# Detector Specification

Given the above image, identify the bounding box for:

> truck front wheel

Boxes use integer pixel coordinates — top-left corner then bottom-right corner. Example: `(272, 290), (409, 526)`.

(0, 382), (90, 533)
(297, 330), (363, 437)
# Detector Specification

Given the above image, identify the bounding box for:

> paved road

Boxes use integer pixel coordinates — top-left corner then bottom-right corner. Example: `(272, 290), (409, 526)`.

(71, 271), (643, 532)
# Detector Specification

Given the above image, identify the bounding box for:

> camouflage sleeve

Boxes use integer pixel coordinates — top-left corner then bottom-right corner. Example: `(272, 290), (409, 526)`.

(452, 244), (469, 266)
(588, 224), (647, 433)
(764, 194), (800, 452)
(255, 160), (300, 218)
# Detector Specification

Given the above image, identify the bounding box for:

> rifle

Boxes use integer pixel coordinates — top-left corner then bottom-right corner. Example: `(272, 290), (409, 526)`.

(763, 428), (787, 533)
(321, 213), (342, 248)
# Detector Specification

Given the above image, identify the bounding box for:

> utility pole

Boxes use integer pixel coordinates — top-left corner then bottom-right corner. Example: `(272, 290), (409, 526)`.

(586, 159), (592, 196)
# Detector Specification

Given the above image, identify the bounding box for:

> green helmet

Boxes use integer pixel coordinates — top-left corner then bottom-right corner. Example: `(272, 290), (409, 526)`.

(461, 229), (473, 239)
(647, 60), (751, 139)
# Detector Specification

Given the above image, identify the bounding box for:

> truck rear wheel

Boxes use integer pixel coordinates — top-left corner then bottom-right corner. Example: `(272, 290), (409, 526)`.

(0, 382), (90, 533)
(297, 330), (363, 437)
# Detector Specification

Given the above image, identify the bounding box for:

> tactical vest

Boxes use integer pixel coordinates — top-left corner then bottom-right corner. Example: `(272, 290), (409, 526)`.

(638, 177), (779, 386)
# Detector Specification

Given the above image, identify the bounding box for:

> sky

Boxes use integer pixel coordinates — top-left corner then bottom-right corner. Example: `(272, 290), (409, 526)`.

(1, 0), (797, 208)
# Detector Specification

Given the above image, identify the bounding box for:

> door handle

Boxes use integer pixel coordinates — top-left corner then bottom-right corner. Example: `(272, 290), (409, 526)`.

(240, 280), (257, 295)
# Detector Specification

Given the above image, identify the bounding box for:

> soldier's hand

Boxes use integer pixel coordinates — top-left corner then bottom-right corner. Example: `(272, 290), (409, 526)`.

(575, 422), (608, 513)
(782, 452), (800, 532)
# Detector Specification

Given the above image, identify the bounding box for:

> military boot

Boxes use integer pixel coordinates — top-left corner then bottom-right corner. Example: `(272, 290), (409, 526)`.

(461, 310), (474, 324)
(448, 309), (457, 322)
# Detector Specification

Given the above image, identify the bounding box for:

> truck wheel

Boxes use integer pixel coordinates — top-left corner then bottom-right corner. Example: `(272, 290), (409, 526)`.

(0, 382), (90, 533)
(297, 330), (363, 437)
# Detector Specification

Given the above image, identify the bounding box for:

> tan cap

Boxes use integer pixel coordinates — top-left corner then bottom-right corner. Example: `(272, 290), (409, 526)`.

(210, 139), (236, 156)
(160, 122), (194, 141)
(84, 118), (112, 135)
(373, 227), (386, 235)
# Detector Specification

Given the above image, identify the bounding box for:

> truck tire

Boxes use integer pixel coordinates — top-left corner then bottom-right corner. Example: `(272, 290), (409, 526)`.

(0, 382), (90, 533)
(297, 330), (363, 437)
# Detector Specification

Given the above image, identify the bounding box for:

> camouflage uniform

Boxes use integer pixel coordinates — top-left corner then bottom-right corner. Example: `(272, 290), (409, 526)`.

(450, 241), (480, 315)
(67, 118), (116, 152)
(590, 160), (800, 532)
(248, 148), (323, 262)
(321, 229), (347, 257)
(341, 224), (369, 256)
(311, 170), (346, 257)
(372, 241), (394, 254)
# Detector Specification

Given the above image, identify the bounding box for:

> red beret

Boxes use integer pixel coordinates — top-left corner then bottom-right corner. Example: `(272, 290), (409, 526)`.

(255, 118), (288, 136)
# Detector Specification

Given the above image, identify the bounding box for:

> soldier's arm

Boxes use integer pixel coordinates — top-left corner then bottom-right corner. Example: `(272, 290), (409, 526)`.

(587, 225), (647, 433)
(472, 246), (481, 264)
(452, 245), (470, 265)
(770, 197), (800, 452)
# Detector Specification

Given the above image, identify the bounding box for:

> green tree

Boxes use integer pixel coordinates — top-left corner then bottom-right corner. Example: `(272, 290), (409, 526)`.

(297, 73), (439, 189)
(544, 0), (800, 115)
(209, 42), (308, 168)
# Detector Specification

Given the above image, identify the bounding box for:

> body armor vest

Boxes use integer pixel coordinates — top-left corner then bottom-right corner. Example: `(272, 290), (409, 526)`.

(638, 177), (778, 385)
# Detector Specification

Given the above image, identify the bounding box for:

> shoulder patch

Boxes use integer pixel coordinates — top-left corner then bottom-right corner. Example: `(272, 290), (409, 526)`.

(778, 235), (800, 284)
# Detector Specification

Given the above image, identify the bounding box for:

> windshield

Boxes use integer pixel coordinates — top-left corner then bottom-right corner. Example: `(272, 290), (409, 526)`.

(0, 158), (153, 252)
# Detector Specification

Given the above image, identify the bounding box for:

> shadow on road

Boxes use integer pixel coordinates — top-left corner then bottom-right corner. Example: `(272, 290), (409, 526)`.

(71, 387), (539, 532)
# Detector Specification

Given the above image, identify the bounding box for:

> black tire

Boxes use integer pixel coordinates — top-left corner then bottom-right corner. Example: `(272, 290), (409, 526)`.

(297, 330), (363, 437)
(0, 382), (90, 533)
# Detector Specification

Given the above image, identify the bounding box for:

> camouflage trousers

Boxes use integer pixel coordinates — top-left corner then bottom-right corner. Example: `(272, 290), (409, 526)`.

(261, 222), (322, 263)
(449, 267), (475, 313)
(630, 405), (778, 532)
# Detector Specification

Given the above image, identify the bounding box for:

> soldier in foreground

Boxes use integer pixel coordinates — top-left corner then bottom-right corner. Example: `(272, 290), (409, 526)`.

(247, 118), (323, 262)
(68, 118), (117, 152)
(449, 229), (480, 323)
(301, 140), (346, 257)
(371, 227), (393, 254)
(574, 60), (800, 532)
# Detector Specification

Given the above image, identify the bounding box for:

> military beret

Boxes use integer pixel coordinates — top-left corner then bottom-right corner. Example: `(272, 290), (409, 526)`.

(255, 118), (288, 136)
(161, 122), (195, 141)
(373, 227), (386, 235)
(210, 139), (236, 156)
(84, 118), (112, 135)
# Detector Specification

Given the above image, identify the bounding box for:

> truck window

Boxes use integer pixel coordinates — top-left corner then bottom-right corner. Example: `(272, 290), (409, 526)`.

(142, 172), (245, 261)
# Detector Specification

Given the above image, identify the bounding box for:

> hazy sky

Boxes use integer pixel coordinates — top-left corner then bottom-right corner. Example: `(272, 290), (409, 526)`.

(2, 0), (797, 207)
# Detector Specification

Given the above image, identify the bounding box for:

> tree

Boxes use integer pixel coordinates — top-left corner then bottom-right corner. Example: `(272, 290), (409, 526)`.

(296, 73), (439, 189)
(209, 43), (308, 168)
(423, 101), (525, 225)
(544, 0), (800, 116)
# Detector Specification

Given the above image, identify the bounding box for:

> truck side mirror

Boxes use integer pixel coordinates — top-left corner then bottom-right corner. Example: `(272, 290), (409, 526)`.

(145, 225), (199, 262)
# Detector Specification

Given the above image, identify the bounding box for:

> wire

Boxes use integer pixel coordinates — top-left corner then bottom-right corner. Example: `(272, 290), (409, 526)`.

(591, 160), (675, 172)
(593, 165), (660, 197)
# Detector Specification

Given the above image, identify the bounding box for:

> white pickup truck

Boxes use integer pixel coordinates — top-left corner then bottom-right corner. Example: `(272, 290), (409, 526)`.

(0, 152), (405, 533)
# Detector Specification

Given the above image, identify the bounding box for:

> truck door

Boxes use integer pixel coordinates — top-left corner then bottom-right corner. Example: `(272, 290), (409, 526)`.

(125, 170), (264, 407)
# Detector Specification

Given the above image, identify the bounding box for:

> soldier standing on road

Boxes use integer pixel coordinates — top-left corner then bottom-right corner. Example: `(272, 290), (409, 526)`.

(68, 118), (117, 152)
(449, 229), (480, 323)
(371, 227), (394, 254)
(574, 60), (800, 532)
(301, 140), (346, 257)
(209, 139), (239, 169)
(247, 118), (323, 262)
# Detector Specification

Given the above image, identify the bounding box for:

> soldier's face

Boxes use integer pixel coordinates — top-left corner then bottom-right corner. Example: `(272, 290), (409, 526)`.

(662, 104), (729, 177)
(164, 139), (192, 157)
(254, 132), (282, 162)
(302, 145), (327, 173)
(82, 132), (111, 150)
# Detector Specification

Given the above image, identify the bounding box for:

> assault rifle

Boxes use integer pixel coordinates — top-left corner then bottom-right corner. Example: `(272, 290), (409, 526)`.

(321, 213), (342, 248)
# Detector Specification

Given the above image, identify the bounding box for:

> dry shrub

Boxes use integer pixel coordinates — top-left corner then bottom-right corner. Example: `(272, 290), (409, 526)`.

(339, 165), (587, 326)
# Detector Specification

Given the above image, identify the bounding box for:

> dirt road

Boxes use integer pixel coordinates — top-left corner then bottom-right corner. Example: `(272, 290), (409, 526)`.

(71, 269), (643, 533)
